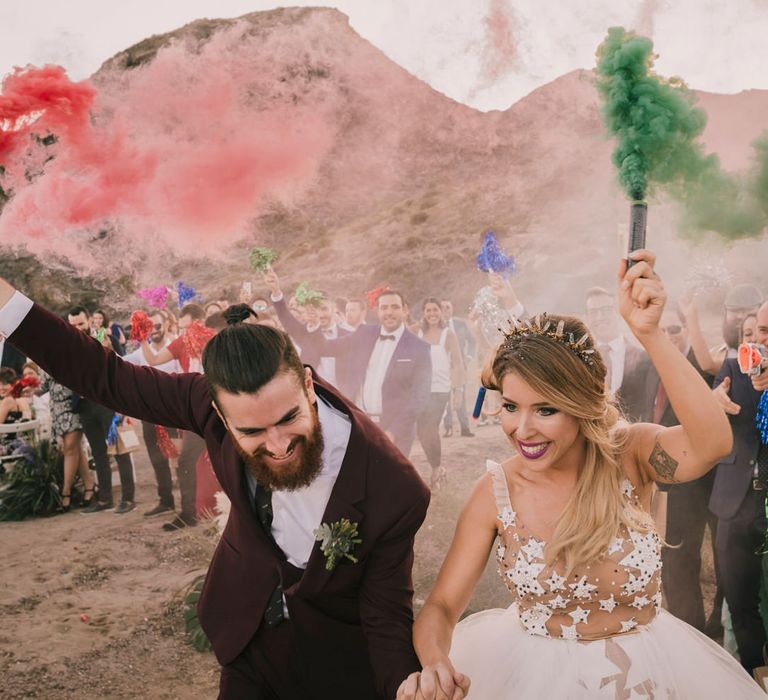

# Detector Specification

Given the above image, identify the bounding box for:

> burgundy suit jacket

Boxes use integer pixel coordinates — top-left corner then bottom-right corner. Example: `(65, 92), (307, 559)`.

(11, 303), (430, 700)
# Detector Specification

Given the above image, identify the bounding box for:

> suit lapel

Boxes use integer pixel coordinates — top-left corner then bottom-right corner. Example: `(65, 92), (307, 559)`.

(300, 380), (367, 592)
(220, 435), (286, 559)
(384, 328), (410, 384)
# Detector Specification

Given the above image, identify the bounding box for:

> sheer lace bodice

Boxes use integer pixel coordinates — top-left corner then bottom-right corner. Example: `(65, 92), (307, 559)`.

(488, 460), (662, 641)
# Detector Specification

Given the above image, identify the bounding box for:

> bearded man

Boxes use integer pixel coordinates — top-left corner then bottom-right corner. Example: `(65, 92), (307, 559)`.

(0, 281), (429, 700)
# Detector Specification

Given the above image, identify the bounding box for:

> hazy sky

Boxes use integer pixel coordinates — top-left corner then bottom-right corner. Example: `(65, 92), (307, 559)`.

(2, 0), (768, 111)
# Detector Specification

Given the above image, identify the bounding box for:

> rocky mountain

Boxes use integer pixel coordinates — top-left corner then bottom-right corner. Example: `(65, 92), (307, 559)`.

(1, 6), (766, 317)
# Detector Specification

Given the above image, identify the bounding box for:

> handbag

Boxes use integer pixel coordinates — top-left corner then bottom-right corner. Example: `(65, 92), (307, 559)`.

(107, 418), (141, 455)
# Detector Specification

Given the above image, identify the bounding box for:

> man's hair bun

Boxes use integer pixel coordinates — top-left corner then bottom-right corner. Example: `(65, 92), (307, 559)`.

(223, 303), (255, 325)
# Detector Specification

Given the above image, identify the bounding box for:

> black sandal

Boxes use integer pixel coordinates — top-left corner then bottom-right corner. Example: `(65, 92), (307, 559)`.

(81, 488), (95, 508)
(57, 492), (71, 514)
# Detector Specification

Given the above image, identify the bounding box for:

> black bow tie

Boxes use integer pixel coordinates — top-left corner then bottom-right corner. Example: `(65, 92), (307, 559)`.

(379, 334), (396, 341)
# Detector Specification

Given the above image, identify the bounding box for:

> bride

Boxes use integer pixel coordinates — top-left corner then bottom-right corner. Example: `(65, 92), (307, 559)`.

(397, 250), (763, 699)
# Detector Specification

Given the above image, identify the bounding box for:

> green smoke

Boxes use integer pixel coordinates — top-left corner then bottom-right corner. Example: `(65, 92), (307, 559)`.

(595, 27), (767, 240)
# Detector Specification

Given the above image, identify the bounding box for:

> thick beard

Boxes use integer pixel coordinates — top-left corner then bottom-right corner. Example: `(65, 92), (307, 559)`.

(235, 407), (325, 492)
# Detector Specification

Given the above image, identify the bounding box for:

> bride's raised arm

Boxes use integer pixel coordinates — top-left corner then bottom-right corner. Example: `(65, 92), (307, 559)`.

(619, 250), (733, 485)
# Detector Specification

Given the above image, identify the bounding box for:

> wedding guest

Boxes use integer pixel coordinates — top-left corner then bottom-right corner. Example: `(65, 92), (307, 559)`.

(416, 298), (465, 489)
(707, 283), (763, 371)
(342, 297), (367, 332)
(123, 310), (182, 517)
(41, 369), (94, 512)
(0, 328), (26, 375)
(440, 298), (476, 438)
(140, 302), (215, 529)
(397, 251), (758, 700)
(68, 306), (118, 513)
(267, 268), (431, 458)
(585, 286), (658, 422)
(656, 301), (723, 636)
(709, 299), (768, 673)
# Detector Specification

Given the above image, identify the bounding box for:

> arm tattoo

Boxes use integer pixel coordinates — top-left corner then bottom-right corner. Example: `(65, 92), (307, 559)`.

(648, 441), (680, 482)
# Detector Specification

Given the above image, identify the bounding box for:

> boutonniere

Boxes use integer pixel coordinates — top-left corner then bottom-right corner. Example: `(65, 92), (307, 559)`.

(313, 518), (362, 571)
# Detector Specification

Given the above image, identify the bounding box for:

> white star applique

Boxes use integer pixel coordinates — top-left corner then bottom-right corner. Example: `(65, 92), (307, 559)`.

(498, 507), (516, 530)
(607, 537), (624, 555)
(620, 618), (638, 633)
(569, 576), (597, 600)
(510, 552), (546, 597)
(568, 606), (590, 625)
(630, 595), (651, 609)
(496, 543), (507, 561)
(621, 573), (645, 596)
(544, 571), (567, 592)
(520, 604), (552, 637)
(560, 624), (580, 640)
(599, 595), (617, 613)
(550, 594), (568, 609)
(620, 480), (634, 499)
(653, 591), (663, 608)
(521, 538), (545, 561)
(620, 530), (661, 579)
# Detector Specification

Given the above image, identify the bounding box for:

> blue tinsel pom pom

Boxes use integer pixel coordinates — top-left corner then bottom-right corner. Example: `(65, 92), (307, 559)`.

(476, 231), (516, 278)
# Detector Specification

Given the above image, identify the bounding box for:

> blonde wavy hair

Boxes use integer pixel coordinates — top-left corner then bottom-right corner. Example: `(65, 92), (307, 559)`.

(481, 314), (654, 574)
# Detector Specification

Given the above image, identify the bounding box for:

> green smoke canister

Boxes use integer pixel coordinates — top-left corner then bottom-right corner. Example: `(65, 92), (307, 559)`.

(627, 200), (647, 268)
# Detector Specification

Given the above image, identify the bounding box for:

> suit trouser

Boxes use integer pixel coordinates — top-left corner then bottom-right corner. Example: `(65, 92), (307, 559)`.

(141, 421), (175, 507)
(715, 488), (767, 673)
(80, 401), (115, 503)
(114, 452), (135, 502)
(416, 392), (450, 469)
(178, 430), (205, 522)
(661, 470), (723, 630)
(218, 619), (380, 700)
(443, 384), (470, 433)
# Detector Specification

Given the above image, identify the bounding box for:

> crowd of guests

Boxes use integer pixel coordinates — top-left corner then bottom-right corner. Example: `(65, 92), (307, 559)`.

(1, 265), (767, 675)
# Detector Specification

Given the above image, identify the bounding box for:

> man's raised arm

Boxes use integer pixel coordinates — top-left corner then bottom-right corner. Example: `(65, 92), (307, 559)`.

(0, 278), (209, 434)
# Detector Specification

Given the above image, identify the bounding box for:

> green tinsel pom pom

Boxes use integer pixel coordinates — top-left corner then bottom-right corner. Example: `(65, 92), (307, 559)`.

(249, 247), (278, 273)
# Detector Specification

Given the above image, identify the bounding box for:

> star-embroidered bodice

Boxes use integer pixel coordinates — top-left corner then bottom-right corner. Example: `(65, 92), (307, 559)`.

(488, 460), (662, 641)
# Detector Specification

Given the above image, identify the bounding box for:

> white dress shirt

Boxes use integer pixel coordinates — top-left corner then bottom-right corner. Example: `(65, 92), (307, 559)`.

(124, 339), (182, 374)
(601, 335), (626, 395)
(317, 325), (339, 386)
(0, 292), (34, 339)
(361, 323), (405, 418)
(244, 394), (351, 570)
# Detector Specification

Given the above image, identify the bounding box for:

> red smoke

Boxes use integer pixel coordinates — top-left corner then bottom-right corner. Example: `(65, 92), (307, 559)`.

(477, 0), (518, 88)
(0, 65), (95, 163)
(0, 29), (332, 264)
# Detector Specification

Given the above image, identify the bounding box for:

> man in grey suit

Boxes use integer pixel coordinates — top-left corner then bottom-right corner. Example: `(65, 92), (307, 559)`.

(440, 299), (475, 438)
(586, 286), (658, 422)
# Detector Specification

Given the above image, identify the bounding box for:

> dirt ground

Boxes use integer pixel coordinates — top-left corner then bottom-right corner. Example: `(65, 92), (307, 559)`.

(0, 422), (717, 699)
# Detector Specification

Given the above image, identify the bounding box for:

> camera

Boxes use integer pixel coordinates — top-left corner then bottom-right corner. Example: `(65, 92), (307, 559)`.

(738, 342), (767, 376)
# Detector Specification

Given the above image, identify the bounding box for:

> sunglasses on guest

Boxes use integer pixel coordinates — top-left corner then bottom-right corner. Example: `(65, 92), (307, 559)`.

(662, 324), (683, 335)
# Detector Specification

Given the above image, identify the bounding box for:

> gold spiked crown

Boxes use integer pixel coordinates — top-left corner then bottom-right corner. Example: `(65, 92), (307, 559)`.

(501, 314), (597, 366)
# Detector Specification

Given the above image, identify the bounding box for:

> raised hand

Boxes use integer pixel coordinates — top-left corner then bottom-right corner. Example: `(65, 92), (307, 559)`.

(713, 376), (741, 415)
(618, 249), (666, 338)
(263, 265), (281, 297)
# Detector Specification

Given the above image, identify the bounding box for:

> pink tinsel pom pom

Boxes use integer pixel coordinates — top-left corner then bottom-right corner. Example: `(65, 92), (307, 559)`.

(137, 286), (168, 309)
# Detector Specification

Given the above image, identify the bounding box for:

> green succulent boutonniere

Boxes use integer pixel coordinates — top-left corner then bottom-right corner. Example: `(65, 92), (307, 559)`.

(314, 518), (362, 571)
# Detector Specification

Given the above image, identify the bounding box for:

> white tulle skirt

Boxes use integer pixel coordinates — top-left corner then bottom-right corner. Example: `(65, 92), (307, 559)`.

(450, 605), (764, 699)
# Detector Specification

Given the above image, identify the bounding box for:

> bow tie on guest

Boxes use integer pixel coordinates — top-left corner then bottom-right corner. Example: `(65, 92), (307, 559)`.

(379, 334), (396, 341)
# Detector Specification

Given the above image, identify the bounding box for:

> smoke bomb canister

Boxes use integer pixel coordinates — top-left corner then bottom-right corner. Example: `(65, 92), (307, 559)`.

(472, 387), (487, 420)
(627, 201), (647, 268)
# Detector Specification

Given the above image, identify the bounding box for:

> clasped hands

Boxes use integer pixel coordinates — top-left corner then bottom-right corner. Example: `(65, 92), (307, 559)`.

(396, 659), (470, 700)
